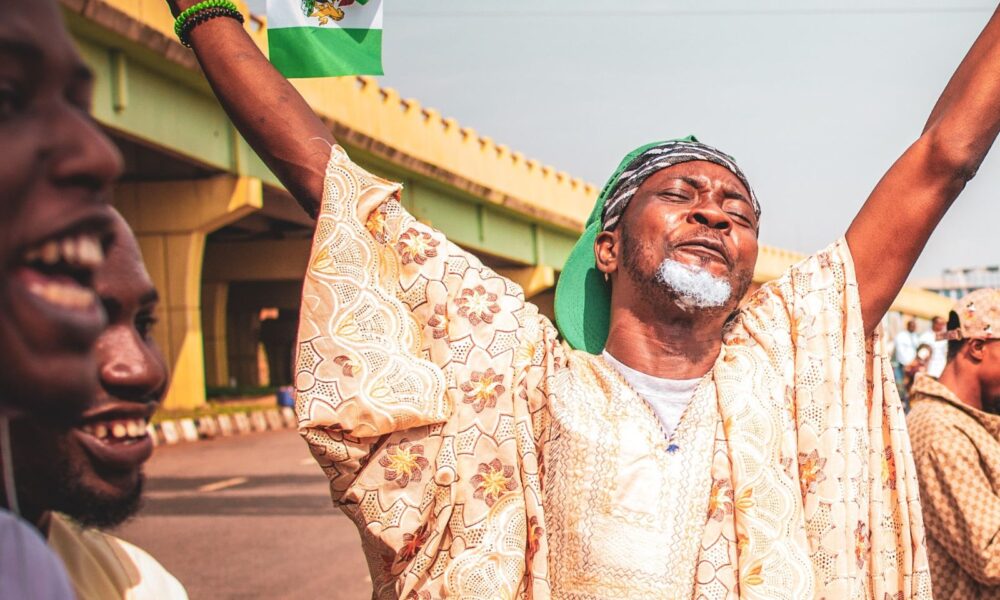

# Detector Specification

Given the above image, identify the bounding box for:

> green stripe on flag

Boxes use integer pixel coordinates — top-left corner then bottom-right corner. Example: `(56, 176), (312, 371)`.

(269, 27), (383, 78)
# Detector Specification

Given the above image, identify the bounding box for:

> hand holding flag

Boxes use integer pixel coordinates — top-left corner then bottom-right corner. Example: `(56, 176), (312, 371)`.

(268, 0), (383, 78)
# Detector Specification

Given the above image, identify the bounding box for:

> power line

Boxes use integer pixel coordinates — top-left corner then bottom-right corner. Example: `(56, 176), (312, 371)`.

(393, 7), (992, 19)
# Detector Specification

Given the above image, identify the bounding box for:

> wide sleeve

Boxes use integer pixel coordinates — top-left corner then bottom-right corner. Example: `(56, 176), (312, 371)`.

(294, 146), (560, 599)
(918, 433), (1000, 585)
(716, 238), (931, 599)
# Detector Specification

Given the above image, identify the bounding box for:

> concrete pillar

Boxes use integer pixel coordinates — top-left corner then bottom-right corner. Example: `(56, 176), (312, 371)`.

(202, 282), (229, 388)
(115, 176), (262, 409)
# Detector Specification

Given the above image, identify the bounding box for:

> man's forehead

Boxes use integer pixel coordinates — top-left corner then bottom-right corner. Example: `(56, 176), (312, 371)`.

(642, 161), (750, 195)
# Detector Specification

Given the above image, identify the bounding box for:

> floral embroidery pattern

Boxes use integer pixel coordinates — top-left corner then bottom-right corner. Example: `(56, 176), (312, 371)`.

(379, 438), (430, 488)
(396, 523), (431, 565)
(798, 449), (827, 496)
(855, 521), (870, 569)
(333, 354), (360, 377)
(526, 515), (544, 564)
(365, 204), (390, 244)
(737, 533), (750, 558)
(708, 478), (735, 521)
(743, 561), (764, 586)
(455, 285), (500, 326)
(471, 458), (516, 506)
(426, 304), (449, 339)
(735, 487), (755, 511)
(460, 368), (506, 413)
(396, 228), (440, 265)
(881, 447), (897, 490)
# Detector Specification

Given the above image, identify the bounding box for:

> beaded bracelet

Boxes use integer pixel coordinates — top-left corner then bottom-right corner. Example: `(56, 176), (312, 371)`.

(174, 0), (237, 36)
(174, 0), (244, 47)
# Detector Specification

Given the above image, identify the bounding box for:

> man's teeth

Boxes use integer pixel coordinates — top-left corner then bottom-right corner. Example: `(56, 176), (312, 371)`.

(23, 233), (105, 269)
(27, 280), (96, 310)
(80, 419), (148, 442)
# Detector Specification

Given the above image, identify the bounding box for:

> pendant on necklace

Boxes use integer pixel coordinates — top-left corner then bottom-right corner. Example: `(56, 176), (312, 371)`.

(667, 443), (680, 454)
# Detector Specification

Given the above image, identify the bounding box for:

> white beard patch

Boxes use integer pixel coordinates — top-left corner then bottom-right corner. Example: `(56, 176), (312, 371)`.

(655, 258), (732, 309)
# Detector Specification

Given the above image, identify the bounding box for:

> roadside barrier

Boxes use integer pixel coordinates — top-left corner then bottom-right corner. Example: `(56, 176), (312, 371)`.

(146, 407), (298, 446)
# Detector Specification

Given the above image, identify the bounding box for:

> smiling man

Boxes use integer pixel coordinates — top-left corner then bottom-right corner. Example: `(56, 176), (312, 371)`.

(0, 0), (121, 429)
(1, 0), (124, 597)
(9, 210), (187, 600)
(168, 0), (1000, 596)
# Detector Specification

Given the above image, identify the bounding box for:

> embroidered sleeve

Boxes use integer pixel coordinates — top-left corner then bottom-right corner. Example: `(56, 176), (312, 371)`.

(294, 146), (556, 598)
(705, 238), (931, 599)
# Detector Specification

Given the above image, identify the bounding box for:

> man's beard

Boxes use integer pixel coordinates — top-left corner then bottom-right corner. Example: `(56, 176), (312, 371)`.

(654, 258), (732, 309)
(620, 225), (747, 312)
(44, 452), (145, 529)
(11, 423), (145, 529)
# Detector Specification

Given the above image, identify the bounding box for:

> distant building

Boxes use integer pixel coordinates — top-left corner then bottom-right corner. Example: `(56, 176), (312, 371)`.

(915, 266), (1000, 300)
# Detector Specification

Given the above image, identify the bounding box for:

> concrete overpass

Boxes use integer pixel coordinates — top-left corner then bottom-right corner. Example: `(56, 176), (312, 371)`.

(61, 0), (952, 409)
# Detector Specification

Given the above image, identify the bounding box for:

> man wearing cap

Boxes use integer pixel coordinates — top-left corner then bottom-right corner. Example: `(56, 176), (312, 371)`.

(168, 0), (1000, 596)
(908, 289), (1000, 599)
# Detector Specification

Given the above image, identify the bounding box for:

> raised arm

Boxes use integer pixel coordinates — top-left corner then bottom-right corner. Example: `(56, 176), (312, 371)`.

(846, 5), (1000, 333)
(167, 1), (334, 215)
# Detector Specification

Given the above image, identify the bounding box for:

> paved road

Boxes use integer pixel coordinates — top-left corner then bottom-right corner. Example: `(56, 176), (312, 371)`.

(112, 429), (371, 600)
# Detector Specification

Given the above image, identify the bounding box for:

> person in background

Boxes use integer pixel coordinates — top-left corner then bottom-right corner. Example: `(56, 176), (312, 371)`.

(908, 289), (1000, 599)
(894, 318), (921, 406)
(922, 315), (949, 378)
(905, 343), (934, 393)
(8, 211), (187, 600)
(0, 0), (123, 596)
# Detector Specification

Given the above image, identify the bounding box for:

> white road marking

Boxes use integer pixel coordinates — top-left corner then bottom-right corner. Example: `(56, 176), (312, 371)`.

(197, 477), (248, 493)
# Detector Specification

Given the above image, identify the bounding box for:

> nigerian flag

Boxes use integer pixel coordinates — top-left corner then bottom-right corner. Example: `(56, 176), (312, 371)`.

(266, 0), (383, 78)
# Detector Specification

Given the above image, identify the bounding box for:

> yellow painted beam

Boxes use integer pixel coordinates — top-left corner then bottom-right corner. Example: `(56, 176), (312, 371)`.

(203, 239), (312, 282)
(497, 266), (556, 299)
(115, 175), (262, 234)
(890, 286), (955, 321)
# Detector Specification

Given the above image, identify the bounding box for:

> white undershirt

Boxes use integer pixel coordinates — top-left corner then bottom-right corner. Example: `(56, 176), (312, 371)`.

(602, 351), (700, 439)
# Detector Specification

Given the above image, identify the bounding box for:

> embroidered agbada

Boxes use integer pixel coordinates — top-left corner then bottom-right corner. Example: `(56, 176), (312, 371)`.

(294, 146), (931, 599)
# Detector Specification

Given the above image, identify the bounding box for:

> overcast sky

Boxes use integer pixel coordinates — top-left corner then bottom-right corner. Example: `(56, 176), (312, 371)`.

(263, 0), (1000, 279)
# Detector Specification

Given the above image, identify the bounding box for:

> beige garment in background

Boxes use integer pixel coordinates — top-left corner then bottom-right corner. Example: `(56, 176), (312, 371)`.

(908, 373), (1000, 599)
(295, 146), (930, 598)
(46, 512), (188, 600)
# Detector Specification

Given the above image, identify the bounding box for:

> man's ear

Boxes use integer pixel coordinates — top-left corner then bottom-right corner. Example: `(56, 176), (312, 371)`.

(594, 229), (619, 276)
(969, 339), (988, 363)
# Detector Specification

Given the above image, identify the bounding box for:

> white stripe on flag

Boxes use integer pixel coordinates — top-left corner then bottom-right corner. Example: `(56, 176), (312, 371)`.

(266, 0), (383, 30)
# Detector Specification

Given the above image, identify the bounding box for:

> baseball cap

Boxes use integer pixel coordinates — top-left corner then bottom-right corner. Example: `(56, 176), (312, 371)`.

(940, 288), (1000, 341)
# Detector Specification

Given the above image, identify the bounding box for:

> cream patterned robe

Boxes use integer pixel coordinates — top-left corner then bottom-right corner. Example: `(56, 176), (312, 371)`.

(294, 147), (931, 599)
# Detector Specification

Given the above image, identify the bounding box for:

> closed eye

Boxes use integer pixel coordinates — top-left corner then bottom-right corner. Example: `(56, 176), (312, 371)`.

(727, 211), (753, 225)
(657, 189), (693, 201)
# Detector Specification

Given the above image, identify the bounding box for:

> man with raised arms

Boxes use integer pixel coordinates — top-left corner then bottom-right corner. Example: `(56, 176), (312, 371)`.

(167, 1), (1000, 597)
